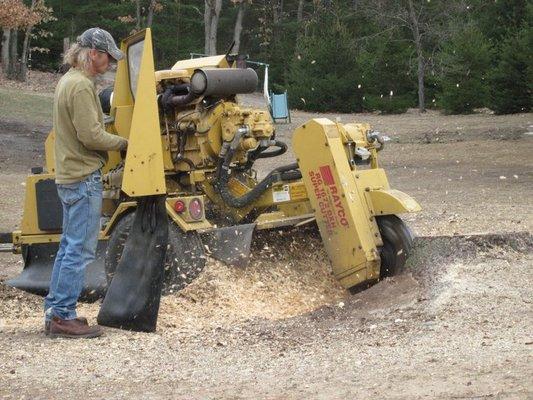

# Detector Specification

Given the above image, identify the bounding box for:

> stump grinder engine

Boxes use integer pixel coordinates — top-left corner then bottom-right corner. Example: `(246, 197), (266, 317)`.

(4, 29), (421, 300)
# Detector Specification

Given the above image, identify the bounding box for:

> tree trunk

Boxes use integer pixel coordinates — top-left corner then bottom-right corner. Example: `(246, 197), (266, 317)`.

(176, 0), (181, 53)
(135, 0), (141, 31)
(147, 0), (156, 27)
(272, 0), (280, 24)
(1, 29), (10, 76)
(8, 30), (19, 80)
(208, 0), (222, 55)
(19, 27), (30, 82)
(204, 0), (211, 55)
(297, 0), (304, 22)
(407, 0), (425, 112)
(18, 0), (39, 82)
(233, 1), (246, 54)
(416, 49), (425, 111)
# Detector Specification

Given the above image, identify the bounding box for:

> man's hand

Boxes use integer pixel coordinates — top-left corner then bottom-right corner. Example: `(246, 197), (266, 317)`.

(120, 139), (128, 159)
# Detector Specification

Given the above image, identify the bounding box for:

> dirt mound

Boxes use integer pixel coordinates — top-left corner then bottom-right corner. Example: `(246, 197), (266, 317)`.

(211, 231), (532, 341)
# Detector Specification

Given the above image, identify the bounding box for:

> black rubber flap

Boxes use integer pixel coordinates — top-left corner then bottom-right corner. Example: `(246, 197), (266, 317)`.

(97, 196), (168, 333)
(201, 223), (255, 268)
(35, 179), (63, 231)
(5, 241), (107, 302)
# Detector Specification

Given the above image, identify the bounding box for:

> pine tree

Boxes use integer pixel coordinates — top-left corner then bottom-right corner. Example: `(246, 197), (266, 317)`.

(439, 25), (493, 114)
(490, 27), (532, 114)
(358, 35), (417, 114)
(287, 14), (362, 112)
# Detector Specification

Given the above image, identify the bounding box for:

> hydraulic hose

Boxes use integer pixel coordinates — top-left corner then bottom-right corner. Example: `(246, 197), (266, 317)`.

(255, 140), (287, 159)
(174, 156), (195, 170)
(235, 140), (289, 173)
(160, 83), (199, 111)
(215, 128), (300, 208)
(218, 161), (300, 208)
(215, 127), (248, 181)
(280, 169), (302, 181)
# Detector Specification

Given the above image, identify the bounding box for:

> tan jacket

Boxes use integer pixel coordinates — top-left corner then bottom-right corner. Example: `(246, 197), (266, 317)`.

(53, 68), (127, 184)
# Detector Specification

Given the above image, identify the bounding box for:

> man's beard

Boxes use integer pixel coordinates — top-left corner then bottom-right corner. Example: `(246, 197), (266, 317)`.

(94, 71), (116, 93)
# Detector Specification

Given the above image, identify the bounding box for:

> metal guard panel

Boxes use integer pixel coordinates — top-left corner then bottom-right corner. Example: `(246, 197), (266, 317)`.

(293, 119), (380, 288)
(368, 189), (422, 215)
(122, 29), (166, 197)
(171, 55), (228, 71)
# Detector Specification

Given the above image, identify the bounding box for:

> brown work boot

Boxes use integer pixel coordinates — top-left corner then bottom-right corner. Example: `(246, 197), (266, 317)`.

(49, 316), (103, 339)
(44, 316), (88, 336)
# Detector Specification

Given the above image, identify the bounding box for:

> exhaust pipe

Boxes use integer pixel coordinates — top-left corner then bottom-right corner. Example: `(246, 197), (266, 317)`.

(190, 68), (258, 97)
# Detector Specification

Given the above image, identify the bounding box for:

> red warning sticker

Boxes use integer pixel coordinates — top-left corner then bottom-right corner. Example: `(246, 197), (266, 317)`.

(309, 165), (350, 234)
(319, 165), (335, 185)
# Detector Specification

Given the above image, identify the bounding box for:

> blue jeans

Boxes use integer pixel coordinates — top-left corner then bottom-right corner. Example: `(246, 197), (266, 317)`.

(44, 170), (103, 321)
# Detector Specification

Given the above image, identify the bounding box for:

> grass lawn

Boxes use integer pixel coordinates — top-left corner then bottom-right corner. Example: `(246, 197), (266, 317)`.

(0, 87), (53, 126)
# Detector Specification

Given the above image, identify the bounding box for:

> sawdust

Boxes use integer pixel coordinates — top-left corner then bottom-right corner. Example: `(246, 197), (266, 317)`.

(158, 259), (345, 331)
(144, 227), (344, 332)
(157, 227), (347, 332)
(0, 227), (346, 335)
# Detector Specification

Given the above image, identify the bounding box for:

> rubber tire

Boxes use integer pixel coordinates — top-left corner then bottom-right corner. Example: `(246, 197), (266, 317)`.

(376, 215), (413, 278)
(105, 213), (206, 293)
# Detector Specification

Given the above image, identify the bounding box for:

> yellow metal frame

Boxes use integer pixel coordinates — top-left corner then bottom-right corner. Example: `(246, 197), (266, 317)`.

(367, 188), (421, 215)
(44, 132), (55, 173)
(101, 197), (211, 235)
(166, 201), (212, 232)
(120, 29), (166, 197)
(293, 119), (382, 288)
(171, 55), (231, 74)
(19, 174), (59, 236)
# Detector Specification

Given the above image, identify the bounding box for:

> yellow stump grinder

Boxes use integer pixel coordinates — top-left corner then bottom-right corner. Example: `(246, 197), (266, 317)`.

(3, 29), (421, 302)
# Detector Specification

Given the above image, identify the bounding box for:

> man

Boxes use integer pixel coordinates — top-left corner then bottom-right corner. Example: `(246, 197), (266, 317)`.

(44, 28), (128, 339)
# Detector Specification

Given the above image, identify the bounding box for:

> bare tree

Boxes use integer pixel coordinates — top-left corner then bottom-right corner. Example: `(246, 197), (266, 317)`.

(272, 0), (281, 24)
(364, 0), (464, 112)
(297, 0), (305, 22)
(232, 0), (248, 54)
(407, 0), (425, 111)
(19, 0), (53, 81)
(135, 0), (141, 30)
(0, 0), (41, 80)
(1, 28), (10, 72)
(204, 0), (222, 55)
(147, 0), (163, 28)
(9, 29), (17, 77)
(20, 0), (38, 80)
(120, 1), (162, 32)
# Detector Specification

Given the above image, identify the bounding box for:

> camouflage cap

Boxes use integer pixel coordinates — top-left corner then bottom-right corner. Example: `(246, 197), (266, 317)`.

(77, 27), (124, 61)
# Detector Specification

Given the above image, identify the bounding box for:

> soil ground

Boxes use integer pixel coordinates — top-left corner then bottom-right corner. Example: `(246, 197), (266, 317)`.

(0, 76), (532, 399)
